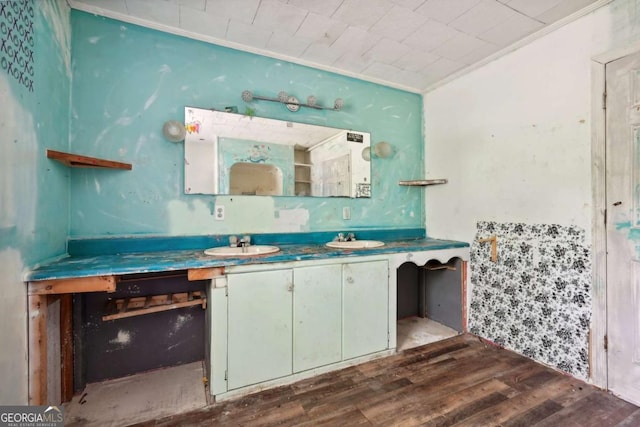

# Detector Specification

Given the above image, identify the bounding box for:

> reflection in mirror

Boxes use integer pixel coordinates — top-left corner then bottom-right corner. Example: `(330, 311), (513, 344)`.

(229, 163), (283, 196)
(184, 107), (371, 198)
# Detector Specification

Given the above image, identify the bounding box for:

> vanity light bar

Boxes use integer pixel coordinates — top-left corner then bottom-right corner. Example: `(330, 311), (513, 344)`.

(241, 90), (344, 112)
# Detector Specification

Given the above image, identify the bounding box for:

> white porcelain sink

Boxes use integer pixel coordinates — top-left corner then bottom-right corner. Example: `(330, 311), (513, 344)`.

(325, 240), (385, 249)
(204, 245), (280, 257)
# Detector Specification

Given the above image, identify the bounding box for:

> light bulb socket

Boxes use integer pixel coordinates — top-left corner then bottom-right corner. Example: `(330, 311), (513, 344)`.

(241, 90), (253, 102)
(278, 91), (289, 103)
(373, 141), (392, 158)
(162, 120), (186, 143)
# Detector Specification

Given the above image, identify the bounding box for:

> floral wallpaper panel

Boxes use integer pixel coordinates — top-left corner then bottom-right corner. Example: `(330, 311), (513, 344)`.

(469, 221), (591, 380)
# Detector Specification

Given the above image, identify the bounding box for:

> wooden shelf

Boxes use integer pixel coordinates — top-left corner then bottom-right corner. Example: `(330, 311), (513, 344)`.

(399, 179), (447, 186)
(47, 149), (132, 170)
(103, 291), (206, 321)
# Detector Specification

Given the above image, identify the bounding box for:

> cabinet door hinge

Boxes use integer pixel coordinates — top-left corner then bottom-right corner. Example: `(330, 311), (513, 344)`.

(602, 90), (607, 110)
(604, 334), (608, 352)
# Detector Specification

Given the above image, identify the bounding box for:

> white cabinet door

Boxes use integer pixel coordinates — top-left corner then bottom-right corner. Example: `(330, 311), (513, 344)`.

(227, 269), (293, 390)
(343, 260), (389, 360)
(293, 264), (342, 372)
(210, 286), (228, 395)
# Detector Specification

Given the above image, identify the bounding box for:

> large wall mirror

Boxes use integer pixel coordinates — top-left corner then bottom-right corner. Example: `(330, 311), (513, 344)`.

(184, 107), (371, 198)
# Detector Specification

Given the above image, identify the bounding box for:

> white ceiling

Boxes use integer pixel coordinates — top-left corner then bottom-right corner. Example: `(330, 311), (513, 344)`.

(68, 0), (605, 93)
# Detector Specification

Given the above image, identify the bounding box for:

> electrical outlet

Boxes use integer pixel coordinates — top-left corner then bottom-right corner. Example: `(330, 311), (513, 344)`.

(215, 205), (225, 221)
(343, 206), (351, 220)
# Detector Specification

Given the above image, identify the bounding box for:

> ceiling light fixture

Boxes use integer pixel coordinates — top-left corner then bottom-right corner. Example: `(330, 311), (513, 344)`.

(241, 90), (344, 112)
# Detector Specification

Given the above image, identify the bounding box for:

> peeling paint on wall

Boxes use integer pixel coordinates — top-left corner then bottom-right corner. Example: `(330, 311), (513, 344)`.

(273, 208), (310, 232)
(39, 0), (71, 77)
(0, 75), (37, 234)
(0, 248), (29, 405)
(0, 0), (71, 404)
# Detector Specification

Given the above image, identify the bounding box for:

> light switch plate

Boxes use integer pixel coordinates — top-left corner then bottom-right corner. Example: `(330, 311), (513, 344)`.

(342, 206), (351, 220)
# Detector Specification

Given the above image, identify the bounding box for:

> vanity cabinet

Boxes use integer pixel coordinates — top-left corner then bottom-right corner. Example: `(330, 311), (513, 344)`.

(343, 260), (389, 359)
(210, 257), (390, 399)
(227, 269), (293, 390)
(293, 264), (342, 372)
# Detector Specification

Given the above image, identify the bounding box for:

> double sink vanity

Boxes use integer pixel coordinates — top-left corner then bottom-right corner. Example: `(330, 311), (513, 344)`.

(206, 234), (390, 399)
(25, 229), (469, 405)
(204, 235), (384, 257)
(28, 105), (467, 407)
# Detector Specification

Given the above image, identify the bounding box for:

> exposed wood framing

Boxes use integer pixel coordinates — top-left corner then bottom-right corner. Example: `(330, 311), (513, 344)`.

(188, 267), (225, 281)
(60, 295), (74, 403)
(462, 260), (468, 332)
(28, 276), (116, 295)
(102, 291), (207, 321)
(28, 295), (47, 405)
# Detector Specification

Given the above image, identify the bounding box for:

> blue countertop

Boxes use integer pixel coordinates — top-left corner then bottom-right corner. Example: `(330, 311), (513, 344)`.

(26, 235), (469, 282)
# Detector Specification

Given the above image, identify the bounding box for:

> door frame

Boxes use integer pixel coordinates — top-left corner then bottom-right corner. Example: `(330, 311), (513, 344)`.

(591, 40), (640, 389)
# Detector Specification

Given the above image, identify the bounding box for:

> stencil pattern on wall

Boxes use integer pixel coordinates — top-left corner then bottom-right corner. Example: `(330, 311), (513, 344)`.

(469, 221), (591, 380)
(0, 0), (34, 91)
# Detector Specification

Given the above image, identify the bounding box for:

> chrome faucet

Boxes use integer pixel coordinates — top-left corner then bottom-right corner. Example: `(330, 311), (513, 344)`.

(335, 232), (356, 242)
(239, 235), (251, 253)
(229, 235), (252, 252)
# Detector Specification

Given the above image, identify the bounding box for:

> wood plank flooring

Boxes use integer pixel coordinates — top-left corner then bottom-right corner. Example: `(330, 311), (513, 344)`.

(134, 334), (640, 427)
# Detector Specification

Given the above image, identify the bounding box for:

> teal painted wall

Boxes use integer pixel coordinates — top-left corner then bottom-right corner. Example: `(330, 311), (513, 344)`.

(0, 0), (71, 404)
(69, 11), (424, 237)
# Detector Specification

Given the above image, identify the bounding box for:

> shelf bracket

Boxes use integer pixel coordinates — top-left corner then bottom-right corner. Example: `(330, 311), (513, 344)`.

(399, 179), (447, 186)
(477, 236), (498, 262)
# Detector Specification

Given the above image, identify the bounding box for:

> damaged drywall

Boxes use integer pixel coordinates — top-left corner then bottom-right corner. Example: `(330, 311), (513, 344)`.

(68, 11), (424, 237)
(0, 0), (71, 404)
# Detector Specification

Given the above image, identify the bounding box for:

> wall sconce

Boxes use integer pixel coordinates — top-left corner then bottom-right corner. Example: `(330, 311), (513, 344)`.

(362, 141), (393, 161)
(162, 120), (186, 143)
(241, 90), (344, 112)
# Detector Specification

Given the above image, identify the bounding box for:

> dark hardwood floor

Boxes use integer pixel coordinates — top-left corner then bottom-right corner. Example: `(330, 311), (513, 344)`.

(135, 334), (640, 426)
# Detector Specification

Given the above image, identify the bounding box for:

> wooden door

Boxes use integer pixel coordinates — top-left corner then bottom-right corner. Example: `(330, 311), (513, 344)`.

(293, 264), (342, 372)
(227, 269), (293, 390)
(606, 50), (640, 406)
(342, 260), (389, 360)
